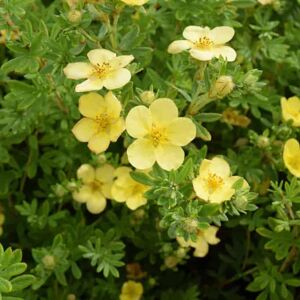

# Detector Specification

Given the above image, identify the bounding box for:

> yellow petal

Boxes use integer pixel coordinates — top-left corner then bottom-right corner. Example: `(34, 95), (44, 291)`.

(103, 68), (131, 90)
(120, 281), (143, 300)
(101, 182), (113, 199)
(149, 98), (178, 126)
(190, 49), (214, 61)
(212, 46), (237, 62)
(281, 96), (300, 127)
(105, 91), (122, 119)
(79, 92), (105, 119)
(110, 55), (134, 69)
(166, 117), (196, 146)
(63, 62), (93, 79)
(95, 164), (115, 183)
(126, 106), (152, 138)
(209, 184), (235, 203)
(202, 226), (220, 245)
(192, 177), (209, 201)
(209, 26), (235, 44)
(183, 26), (209, 42)
(208, 157), (231, 179)
(86, 192), (107, 214)
(73, 185), (92, 203)
(114, 166), (132, 178)
(167, 40), (193, 54)
(284, 138), (300, 156)
(127, 194), (147, 210)
(87, 49), (116, 65)
(176, 236), (190, 248)
(127, 138), (156, 169)
(283, 139), (300, 177)
(77, 164), (95, 183)
(193, 237), (209, 257)
(155, 144), (184, 171)
(111, 183), (128, 203)
(109, 118), (125, 142)
(88, 132), (110, 154)
(72, 118), (98, 142)
(121, 0), (148, 5)
(75, 78), (104, 92)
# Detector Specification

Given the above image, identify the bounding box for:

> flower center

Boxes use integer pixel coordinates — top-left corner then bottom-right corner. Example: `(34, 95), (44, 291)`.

(89, 180), (102, 191)
(93, 62), (111, 78)
(206, 173), (224, 192)
(194, 36), (214, 49)
(150, 125), (167, 147)
(95, 113), (111, 131)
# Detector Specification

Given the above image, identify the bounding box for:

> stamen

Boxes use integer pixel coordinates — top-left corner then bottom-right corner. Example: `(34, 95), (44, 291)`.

(93, 62), (110, 78)
(95, 113), (110, 130)
(206, 173), (223, 192)
(194, 36), (214, 49)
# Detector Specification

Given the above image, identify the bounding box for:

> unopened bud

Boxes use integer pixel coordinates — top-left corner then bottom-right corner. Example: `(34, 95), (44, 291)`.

(140, 91), (156, 105)
(164, 256), (179, 269)
(68, 10), (82, 23)
(209, 75), (234, 99)
(97, 154), (106, 164)
(42, 255), (56, 270)
(257, 136), (270, 148)
(67, 294), (76, 300)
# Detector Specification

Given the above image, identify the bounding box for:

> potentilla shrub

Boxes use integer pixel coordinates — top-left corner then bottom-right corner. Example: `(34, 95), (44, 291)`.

(0, 0), (299, 299)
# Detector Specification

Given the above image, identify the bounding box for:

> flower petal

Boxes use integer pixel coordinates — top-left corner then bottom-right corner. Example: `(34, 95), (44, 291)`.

(75, 78), (104, 92)
(183, 26), (210, 42)
(127, 138), (156, 170)
(127, 194), (147, 210)
(72, 118), (98, 142)
(209, 26), (235, 44)
(209, 184), (235, 203)
(88, 132), (111, 154)
(203, 226), (220, 245)
(110, 55), (134, 69)
(73, 185), (92, 203)
(209, 157), (231, 179)
(193, 237), (209, 257)
(86, 192), (107, 214)
(87, 49), (116, 65)
(166, 117), (196, 146)
(109, 118), (125, 142)
(212, 46), (237, 62)
(105, 91), (122, 119)
(155, 144), (184, 171)
(167, 40), (193, 54)
(189, 49), (214, 61)
(79, 92), (105, 119)
(77, 164), (95, 183)
(95, 164), (115, 183)
(150, 98), (178, 125)
(192, 177), (209, 200)
(63, 62), (93, 79)
(103, 68), (131, 90)
(126, 106), (152, 138)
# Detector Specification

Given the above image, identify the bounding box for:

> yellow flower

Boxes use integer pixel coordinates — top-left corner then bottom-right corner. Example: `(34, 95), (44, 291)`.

(0, 213), (5, 236)
(64, 49), (134, 92)
(72, 92), (125, 154)
(73, 164), (114, 214)
(177, 226), (220, 258)
(120, 281), (143, 300)
(258, 0), (273, 4)
(168, 26), (236, 62)
(121, 0), (148, 5)
(111, 167), (148, 210)
(125, 98), (196, 170)
(222, 108), (251, 128)
(283, 139), (300, 177)
(192, 157), (247, 203)
(281, 96), (300, 127)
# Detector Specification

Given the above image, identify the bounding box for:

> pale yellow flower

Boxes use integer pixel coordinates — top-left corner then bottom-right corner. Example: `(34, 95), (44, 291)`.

(192, 157), (247, 203)
(168, 26), (236, 62)
(258, 0), (273, 5)
(121, 0), (149, 5)
(72, 92), (125, 154)
(73, 164), (114, 214)
(177, 226), (220, 258)
(125, 98), (196, 171)
(64, 49), (134, 92)
(281, 96), (300, 127)
(283, 139), (300, 177)
(120, 281), (143, 300)
(111, 167), (148, 210)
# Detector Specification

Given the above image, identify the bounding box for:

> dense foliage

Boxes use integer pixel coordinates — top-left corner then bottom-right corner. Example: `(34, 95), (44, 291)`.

(1, 0), (300, 299)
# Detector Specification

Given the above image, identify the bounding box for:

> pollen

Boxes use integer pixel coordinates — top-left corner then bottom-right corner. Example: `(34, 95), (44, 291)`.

(95, 113), (111, 130)
(206, 173), (224, 192)
(194, 36), (214, 49)
(150, 125), (167, 147)
(93, 62), (110, 78)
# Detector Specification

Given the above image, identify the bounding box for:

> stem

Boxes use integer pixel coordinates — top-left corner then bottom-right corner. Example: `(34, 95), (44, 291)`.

(220, 267), (258, 288)
(187, 93), (216, 115)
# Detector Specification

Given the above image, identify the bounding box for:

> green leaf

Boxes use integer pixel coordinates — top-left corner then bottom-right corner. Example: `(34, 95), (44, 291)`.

(0, 263), (27, 279)
(196, 113), (222, 122)
(195, 123), (211, 141)
(285, 279), (300, 287)
(10, 275), (35, 291)
(130, 171), (153, 186)
(0, 278), (12, 293)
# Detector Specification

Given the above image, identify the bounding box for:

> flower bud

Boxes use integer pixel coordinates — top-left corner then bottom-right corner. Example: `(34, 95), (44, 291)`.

(209, 76), (234, 99)
(68, 10), (82, 23)
(164, 256), (179, 269)
(140, 91), (156, 105)
(258, 0), (274, 5)
(67, 295), (76, 300)
(257, 136), (270, 148)
(42, 255), (56, 270)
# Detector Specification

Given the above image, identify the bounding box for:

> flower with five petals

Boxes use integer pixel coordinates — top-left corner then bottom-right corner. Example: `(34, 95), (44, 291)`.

(283, 139), (300, 177)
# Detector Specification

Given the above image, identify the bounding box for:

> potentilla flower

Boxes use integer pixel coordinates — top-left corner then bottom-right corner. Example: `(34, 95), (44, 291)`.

(281, 96), (300, 127)
(111, 167), (148, 210)
(258, 0), (274, 4)
(192, 157), (248, 203)
(222, 108), (251, 128)
(64, 49), (134, 92)
(125, 98), (196, 171)
(120, 281), (143, 300)
(72, 92), (125, 154)
(121, 0), (149, 5)
(283, 139), (300, 177)
(168, 26), (236, 62)
(177, 226), (220, 258)
(73, 164), (114, 214)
